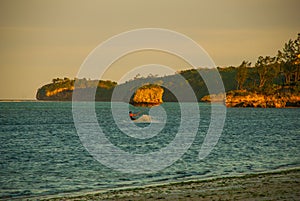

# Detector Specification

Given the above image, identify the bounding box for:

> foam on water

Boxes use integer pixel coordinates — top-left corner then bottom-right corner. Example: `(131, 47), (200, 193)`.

(133, 114), (151, 123)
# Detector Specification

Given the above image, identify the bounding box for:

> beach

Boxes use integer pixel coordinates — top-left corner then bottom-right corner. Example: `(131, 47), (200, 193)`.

(44, 168), (300, 201)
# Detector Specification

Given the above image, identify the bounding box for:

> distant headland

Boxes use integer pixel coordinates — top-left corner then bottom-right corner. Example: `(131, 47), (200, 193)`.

(36, 33), (300, 108)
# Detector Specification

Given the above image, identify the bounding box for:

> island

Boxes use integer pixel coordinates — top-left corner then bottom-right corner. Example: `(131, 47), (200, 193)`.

(36, 33), (300, 108)
(36, 78), (117, 101)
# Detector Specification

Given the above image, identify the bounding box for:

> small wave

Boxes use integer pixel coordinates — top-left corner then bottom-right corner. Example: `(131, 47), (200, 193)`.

(133, 115), (152, 123)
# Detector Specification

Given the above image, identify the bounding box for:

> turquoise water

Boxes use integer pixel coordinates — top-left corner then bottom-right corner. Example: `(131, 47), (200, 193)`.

(0, 102), (299, 199)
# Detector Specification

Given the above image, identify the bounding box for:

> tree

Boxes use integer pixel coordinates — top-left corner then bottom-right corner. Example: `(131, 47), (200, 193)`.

(255, 56), (279, 88)
(236, 61), (251, 90)
(277, 33), (300, 85)
(134, 73), (141, 80)
(52, 78), (60, 83)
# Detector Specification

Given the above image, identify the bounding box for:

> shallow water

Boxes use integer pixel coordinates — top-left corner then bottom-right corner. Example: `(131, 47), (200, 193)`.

(0, 102), (299, 199)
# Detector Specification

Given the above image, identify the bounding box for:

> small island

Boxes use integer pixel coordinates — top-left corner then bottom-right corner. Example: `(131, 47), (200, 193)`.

(131, 84), (164, 107)
(36, 78), (117, 101)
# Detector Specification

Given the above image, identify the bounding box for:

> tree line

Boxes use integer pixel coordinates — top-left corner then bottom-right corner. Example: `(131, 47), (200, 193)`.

(236, 33), (300, 94)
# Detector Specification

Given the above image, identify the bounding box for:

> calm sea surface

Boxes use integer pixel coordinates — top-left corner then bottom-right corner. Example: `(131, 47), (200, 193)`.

(0, 102), (299, 199)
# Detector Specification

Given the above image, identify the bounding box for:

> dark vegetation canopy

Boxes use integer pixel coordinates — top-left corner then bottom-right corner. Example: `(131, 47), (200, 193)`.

(37, 33), (300, 101)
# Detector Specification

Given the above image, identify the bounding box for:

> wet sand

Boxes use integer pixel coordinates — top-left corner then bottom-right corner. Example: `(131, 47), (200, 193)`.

(44, 168), (300, 201)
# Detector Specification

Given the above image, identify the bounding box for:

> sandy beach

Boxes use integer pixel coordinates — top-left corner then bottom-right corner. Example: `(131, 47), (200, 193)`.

(43, 168), (300, 201)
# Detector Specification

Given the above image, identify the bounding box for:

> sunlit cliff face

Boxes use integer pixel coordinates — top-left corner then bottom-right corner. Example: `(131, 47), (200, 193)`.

(133, 85), (164, 106)
(226, 91), (300, 108)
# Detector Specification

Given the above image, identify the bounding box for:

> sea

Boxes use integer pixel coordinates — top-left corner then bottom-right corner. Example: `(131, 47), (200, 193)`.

(0, 101), (299, 200)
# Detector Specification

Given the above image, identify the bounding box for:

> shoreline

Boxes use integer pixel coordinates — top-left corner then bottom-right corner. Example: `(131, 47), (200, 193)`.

(0, 99), (37, 102)
(2, 100), (300, 109)
(40, 167), (300, 201)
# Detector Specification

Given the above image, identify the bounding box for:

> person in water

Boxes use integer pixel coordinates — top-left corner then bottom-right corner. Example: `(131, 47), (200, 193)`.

(129, 111), (140, 120)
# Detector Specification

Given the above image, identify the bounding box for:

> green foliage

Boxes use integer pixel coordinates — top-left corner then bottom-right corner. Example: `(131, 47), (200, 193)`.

(233, 33), (300, 94)
(218, 67), (238, 91)
(255, 56), (280, 89)
(277, 33), (300, 85)
(36, 78), (117, 101)
(139, 84), (161, 89)
(37, 68), (239, 101)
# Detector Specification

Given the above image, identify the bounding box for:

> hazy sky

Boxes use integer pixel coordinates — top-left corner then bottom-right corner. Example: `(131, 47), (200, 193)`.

(0, 0), (299, 99)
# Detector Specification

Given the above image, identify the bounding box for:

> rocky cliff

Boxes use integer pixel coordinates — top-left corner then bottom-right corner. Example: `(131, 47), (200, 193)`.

(200, 93), (226, 103)
(131, 84), (164, 107)
(36, 86), (74, 101)
(201, 90), (300, 108)
(225, 90), (300, 108)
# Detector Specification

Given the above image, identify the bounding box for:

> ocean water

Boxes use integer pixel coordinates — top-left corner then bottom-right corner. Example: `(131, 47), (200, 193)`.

(0, 102), (299, 200)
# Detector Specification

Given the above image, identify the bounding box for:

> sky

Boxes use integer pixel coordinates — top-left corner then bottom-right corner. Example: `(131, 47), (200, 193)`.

(0, 0), (299, 99)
